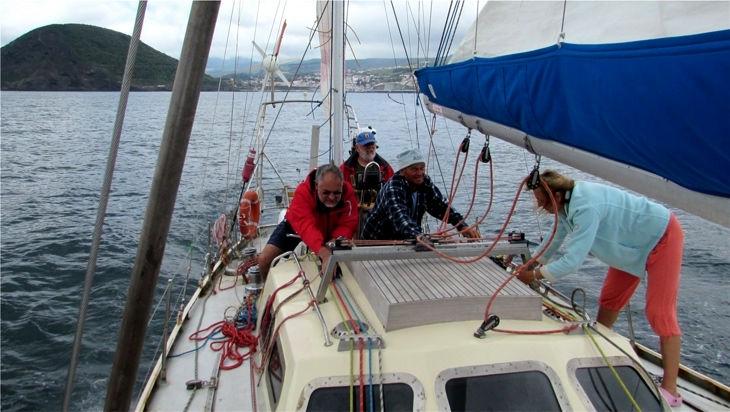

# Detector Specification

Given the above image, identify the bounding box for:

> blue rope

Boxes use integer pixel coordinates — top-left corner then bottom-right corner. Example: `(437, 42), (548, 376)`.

(169, 331), (225, 358)
(368, 338), (374, 412)
(336, 278), (364, 327)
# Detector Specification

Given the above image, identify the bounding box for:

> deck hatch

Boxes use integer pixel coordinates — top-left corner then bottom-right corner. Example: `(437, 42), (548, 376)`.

(349, 256), (542, 331)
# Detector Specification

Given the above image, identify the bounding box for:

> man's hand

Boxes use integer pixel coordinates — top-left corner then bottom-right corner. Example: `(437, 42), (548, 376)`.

(414, 234), (434, 251)
(461, 226), (480, 239)
(318, 246), (332, 271)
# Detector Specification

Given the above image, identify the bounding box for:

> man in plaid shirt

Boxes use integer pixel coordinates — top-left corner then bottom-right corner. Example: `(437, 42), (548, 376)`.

(361, 149), (480, 242)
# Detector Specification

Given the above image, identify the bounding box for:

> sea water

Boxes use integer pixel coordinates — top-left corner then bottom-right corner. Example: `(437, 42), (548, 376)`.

(1, 91), (728, 411)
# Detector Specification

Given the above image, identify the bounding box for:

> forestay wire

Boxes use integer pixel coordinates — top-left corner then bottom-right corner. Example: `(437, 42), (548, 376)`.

(63, 2), (148, 411)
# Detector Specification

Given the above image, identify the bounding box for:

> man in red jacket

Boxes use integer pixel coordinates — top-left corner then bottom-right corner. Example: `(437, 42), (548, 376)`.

(257, 163), (359, 278)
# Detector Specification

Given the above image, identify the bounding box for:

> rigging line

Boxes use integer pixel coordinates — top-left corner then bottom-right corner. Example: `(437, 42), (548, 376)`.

(336, 278), (368, 330)
(224, 0), (245, 210)
(473, 0), (478, 55)
(426, 0), (433, 64)
(327, 0), (334, 157)
(586, 324), (663, 403)
(232, 14), (257, 200)
(390, 1), (432, 159)
(442, 0), (464, 65)
(243, 0), (263, 150)
(405, 2), (416, 68)
(176, 244), (195, 309)
(405, 0), (425, 62)
(181, 289), (211, 412)
(388, 4), (449, 181)
(435, 0), (459, 66)
(261, 2), (329, 151)
(442, 0), (465, 65)
(63, 3), (147, 410)
(439, 0), (458, 63)
(521, 149), (544, 240)
(433, 0), (454, 66)
(382, 0), (415, 148)
(583, 325), (643, 412)
(264, 0), (284, 53)
(199, 0), (237, 218)
(389, 1), (413, 70)
(560, 0), (568, 37)
(442, 114), (456, 152)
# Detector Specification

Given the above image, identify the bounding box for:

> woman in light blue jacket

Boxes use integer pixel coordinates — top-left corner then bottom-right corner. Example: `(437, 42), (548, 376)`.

(517, 170), (685, 407)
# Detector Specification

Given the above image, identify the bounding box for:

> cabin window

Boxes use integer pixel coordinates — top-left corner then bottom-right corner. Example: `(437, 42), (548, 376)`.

(444, 371), (561, 411)
(266, 341), (285, 406)
(306, 383), (413, 411)
(435, 361), (570, 411)
(301, 373), (425, 411)
(575, 366), (662, 411)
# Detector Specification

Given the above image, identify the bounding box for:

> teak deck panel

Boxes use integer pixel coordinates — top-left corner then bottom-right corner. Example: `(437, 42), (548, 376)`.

(350, 257), (542, 331)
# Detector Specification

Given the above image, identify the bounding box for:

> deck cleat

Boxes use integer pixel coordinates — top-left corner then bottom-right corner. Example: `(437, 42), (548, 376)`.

(473, 314), (500, 339)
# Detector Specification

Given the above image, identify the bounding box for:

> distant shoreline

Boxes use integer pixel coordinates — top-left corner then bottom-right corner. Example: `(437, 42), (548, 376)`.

(1, 89), (418, 93)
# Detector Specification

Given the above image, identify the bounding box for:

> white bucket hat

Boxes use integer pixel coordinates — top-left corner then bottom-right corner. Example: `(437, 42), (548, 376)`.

(395, 149), (426, 172)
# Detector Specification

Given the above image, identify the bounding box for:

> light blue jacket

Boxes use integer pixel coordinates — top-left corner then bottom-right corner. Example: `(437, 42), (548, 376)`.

(537, 181), (670, 280)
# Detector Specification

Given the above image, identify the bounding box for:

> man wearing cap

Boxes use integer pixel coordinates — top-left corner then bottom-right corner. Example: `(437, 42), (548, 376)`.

(360, 149), (480, 243)
(340, 127), (395, 200)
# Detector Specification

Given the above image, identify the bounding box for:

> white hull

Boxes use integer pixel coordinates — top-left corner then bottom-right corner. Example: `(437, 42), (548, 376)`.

(138, 225), (730, 411)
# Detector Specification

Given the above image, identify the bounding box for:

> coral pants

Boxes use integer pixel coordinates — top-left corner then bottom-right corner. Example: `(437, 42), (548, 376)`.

(598, 214), (684, 337)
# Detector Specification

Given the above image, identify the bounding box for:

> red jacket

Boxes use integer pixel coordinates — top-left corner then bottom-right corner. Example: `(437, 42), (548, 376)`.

(285, 169), (359, 252)
(340, 153), (394, 190)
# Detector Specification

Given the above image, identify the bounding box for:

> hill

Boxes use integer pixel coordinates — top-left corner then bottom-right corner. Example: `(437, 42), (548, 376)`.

(1, 24), (216, 91)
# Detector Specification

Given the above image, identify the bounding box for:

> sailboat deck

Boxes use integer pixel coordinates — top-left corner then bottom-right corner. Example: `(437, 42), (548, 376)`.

(349, 256), (542, 331)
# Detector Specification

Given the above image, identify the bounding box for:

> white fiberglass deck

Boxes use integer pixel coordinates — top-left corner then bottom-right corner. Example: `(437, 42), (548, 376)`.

(349, 256), (542, 331)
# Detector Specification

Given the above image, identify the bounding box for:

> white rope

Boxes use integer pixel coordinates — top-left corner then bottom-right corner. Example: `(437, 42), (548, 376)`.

(63, 2), (148, 411)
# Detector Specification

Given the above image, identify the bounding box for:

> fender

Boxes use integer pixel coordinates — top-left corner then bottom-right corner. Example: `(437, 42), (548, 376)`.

(239, 190), (261, 239)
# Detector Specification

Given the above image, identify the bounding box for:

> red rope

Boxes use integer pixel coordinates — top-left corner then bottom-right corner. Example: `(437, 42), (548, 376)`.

(256, 300), (314, 373)
(331, 280), (366, 412)
(331, 280), (361, 334)
(495, 324), (579, 335)
(414, 176), (528, 264)
(210, 321), (258, 370)
(434, 155), (494, 238)
(438, 139), (469, 231)
(481, 180), (559, 319)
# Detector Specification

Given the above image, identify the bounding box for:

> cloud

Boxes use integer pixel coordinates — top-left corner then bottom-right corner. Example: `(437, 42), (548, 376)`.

(1, 0), (476, 61)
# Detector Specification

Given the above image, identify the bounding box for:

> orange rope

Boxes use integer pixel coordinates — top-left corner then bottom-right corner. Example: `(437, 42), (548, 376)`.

(438, 138), (470, 231)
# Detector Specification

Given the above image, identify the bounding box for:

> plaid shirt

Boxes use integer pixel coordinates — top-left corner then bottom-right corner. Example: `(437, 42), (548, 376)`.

(361, 174), (465, 240)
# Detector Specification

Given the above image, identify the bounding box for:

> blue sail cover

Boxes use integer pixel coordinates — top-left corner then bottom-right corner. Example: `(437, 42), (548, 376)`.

(416, 29), (730, 198)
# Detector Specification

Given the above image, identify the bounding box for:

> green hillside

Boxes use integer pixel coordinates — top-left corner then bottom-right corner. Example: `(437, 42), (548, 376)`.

(1, 24), (216, 91)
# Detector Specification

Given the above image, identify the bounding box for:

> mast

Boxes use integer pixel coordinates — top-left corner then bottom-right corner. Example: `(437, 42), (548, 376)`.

(331, 0), (345, 164)
(104, 2), (220, 411)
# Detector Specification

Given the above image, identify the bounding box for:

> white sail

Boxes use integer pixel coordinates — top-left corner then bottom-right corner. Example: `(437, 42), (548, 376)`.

(317, 0), (332, 116)
(418, 1), (730, 227)
(451, 1), (730, 61)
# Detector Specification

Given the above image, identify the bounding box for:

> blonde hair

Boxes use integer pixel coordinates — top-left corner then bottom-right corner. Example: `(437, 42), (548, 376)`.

(538, 170), (575, 192)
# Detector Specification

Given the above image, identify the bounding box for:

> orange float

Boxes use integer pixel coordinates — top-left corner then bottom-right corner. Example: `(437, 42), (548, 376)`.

(239, 190), (261, 239)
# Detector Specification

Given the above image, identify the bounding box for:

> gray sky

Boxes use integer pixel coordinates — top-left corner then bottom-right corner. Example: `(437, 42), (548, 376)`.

(1, 0), (478, 61)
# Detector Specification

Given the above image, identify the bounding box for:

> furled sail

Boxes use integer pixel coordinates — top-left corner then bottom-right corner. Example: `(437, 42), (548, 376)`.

(317, 0), (332, 116)
(416, 1), (730, 227)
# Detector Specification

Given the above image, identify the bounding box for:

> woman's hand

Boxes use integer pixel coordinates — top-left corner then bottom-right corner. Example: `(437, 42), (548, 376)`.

(517, 268), (542, 284)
